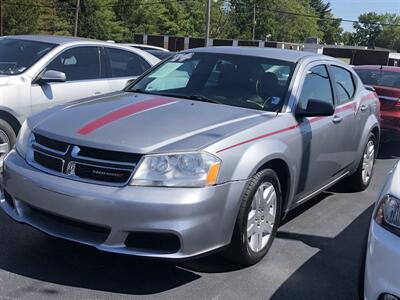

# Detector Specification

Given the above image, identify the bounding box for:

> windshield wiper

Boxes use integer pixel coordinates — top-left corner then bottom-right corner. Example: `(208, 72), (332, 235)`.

(126, 88), (152, 94)
(184, 94), (222, 105)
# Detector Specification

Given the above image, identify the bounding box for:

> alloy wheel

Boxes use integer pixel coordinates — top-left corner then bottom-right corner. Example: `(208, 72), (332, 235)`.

(247, 182), (277, 253)
(361, 140), (375, 185)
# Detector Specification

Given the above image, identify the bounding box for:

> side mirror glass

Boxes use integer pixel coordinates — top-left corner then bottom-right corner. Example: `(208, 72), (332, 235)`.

(37, 70), (66, 84)
(297, 99), (335, 118)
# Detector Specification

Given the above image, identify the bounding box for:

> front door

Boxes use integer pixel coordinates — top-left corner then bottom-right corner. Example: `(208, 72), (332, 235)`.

(294, 64), (346, 199)
(31, 46), (109, 114)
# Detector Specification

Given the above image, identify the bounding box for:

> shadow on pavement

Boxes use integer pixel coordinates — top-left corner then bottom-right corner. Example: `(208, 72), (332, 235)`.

(271, 205), (374, 300)
(378, 139), (400, 159)
(0, 212), (201, 296)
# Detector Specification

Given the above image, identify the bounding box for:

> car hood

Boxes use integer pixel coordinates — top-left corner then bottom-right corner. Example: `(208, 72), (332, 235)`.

(0, 75), (10, 86)
(31, 92), (273, 153)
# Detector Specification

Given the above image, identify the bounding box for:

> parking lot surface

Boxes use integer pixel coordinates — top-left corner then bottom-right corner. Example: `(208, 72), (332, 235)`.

(0, 141), (398, 300)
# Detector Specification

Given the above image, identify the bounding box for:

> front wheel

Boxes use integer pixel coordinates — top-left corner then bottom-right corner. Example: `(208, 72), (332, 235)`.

(224, 169), (282, 266)
(346, 133), (377, 192)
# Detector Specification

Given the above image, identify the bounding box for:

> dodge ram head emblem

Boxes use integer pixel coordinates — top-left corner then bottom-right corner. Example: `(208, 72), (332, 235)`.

(66, 162), (76, 175)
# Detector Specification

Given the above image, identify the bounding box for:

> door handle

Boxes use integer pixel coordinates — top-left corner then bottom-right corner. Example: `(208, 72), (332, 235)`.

(360, 104), (368, 112)
(332, 115), (343, 124)
(94, 91), (102, 95)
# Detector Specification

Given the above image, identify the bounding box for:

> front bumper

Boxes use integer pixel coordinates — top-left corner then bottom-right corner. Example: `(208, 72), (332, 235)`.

(364, 221), (400, 300)
(0, 150), (247, 259)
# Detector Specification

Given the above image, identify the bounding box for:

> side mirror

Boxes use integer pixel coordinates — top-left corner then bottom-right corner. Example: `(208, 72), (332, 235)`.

(37, 70), (66, 84)
(125, 77), (138, 88)
(296, 99), (335, 118)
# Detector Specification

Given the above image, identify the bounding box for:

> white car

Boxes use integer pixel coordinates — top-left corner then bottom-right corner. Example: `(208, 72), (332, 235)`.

(124, 43), (169, 52)
(0, 35), (159, 159)
(364, 161), (400, 300)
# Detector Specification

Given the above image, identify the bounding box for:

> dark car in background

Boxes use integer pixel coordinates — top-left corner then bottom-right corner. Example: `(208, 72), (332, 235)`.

(354, 65), (400, 139)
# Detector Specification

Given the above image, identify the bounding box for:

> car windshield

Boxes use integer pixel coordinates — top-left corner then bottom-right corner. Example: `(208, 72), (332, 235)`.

(0, 38), (56, 75)
(355, 69), (400, 89)
(128, 52), (295, 112)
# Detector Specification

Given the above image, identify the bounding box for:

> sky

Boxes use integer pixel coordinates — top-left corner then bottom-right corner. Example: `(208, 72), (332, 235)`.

(329, 0), (400, 32)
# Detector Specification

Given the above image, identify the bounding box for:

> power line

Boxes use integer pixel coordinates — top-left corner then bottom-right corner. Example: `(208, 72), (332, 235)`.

(229, 2), (400, 28)
(2, 0), (400, 29)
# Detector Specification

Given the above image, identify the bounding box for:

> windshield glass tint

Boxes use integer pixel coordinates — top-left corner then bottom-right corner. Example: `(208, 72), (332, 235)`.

(0, 38), (56, 75)
(129, 52), (295, 112)
(355, 69), (400, 89)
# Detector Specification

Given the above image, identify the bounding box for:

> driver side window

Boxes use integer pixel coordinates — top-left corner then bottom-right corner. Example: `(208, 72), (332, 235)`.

(299, 65), (334, 111)
(46, 46), (101, 81)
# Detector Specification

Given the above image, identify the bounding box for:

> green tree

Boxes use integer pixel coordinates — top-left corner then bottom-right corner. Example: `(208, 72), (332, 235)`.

(309, 0), (343, 44)
(341, 31), (355, 46)
(375, 14), (400, 51)
(78, 0), (128, 41)
(37, 0), (72, 35)
(353, 12), (384, 48)
(3, 0), (41, 35)
(227, 0), (322, 42)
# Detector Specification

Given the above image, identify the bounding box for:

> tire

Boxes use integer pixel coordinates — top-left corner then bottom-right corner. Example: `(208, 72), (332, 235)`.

(346, 133), (377, 192)
(223, 169), (282, 266)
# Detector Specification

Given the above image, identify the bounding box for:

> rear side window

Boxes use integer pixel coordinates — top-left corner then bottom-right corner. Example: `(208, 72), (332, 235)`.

(331, 66), (355, 105)
(46, 46), (101, 81)
(106, 48), (150, 78)
(299, 65), (333, 110)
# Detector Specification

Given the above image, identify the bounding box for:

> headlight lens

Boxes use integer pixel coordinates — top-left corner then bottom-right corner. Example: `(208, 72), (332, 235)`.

(375, 194), (400, 236)
(15, 121), (32, 158)
(131, 152), (221, 187)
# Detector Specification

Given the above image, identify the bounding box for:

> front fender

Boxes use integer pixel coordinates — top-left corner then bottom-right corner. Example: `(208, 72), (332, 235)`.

(214, 137), (300, 211)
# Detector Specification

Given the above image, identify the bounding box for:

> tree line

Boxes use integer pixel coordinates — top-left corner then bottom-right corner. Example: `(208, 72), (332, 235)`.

(1, 0), (400, 51)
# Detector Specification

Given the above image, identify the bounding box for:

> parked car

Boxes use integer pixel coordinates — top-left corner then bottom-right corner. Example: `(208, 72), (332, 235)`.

(145, 49), (175, 60)
(354, 66), (400, 139)
(363, 161), (400, 300)
(0, 35), (160, 161)
(0, 47), (380, 266)
(125, 43), (169, 52)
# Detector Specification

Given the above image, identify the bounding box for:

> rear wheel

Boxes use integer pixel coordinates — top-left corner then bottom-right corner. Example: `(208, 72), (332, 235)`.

(224, 169), (282, 266)
(346, 133), (376, 192)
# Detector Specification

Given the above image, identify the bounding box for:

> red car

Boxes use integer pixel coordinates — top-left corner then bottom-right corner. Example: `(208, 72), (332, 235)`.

(354, 65), (400, 138)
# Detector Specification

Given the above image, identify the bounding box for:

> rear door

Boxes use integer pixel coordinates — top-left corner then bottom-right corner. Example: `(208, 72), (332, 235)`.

(104, 47), (151, 92)
(31, 46), (108, 114)
(328, 65), (359, 168)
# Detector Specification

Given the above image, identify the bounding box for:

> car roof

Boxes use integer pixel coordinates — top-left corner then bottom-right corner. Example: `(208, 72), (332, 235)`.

(353, 65), (400, 73)
(183, 46), (325, 63)
(1, 35), (97, 45)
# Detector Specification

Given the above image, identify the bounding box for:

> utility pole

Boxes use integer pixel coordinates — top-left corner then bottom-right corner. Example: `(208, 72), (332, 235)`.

(252, 3), (256, 40)
(0, 0), (3, 37)
(204, 0), (211, 46)
(74, 0), (80, 37)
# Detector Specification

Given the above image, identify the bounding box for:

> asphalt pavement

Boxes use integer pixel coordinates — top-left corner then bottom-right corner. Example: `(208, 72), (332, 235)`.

(0, 140), (398, 300)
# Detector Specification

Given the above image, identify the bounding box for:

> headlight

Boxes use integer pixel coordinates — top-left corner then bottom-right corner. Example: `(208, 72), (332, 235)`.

(15, 121), (32, 158)
(131, 152), (221, 187)
(375, 194), (400, 236)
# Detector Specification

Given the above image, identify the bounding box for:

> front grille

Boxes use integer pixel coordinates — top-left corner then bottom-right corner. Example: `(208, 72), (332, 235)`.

(28, 134), (141, 186)
(34, 133), (69, 153)
(33, 151), (63, 172)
